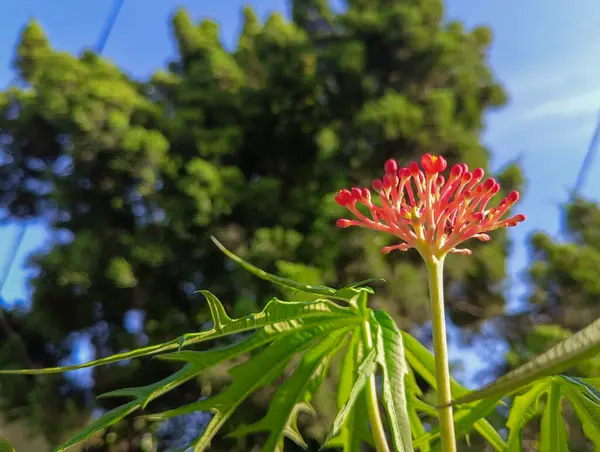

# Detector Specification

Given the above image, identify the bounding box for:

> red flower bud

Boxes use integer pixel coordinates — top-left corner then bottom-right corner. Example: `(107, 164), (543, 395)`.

(421, 153), (447, 174)
(336, 219), (353, 228)
(384, 159), (398, 174)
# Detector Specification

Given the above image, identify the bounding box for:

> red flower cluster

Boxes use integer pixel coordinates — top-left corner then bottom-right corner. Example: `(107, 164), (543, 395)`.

(334, 154), (525, 257)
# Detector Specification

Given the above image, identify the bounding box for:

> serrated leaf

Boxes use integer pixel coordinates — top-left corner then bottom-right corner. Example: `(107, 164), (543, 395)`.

(56, 338), (273, 452)
(374, 310), (413, 452)
(453, 318), (600, 405)
(539, 380), (568, 452)
(146, 325), (339, 451)
(506, 380), (548, 452)
(47, 296), (357, 451)
(402, 331), (506, 450)
(560, 376), (600, 448)
(322, 347), (377, 447)
(0, 294), (357, 375)
(231, 327), (351, 452)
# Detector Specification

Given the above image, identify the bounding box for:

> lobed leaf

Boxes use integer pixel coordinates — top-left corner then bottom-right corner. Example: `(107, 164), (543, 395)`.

(211, 236), (378, 303)
(560, 376), (600, 449)
(453, 317), (600, 405)
(505, 380), (548, 452)
(414, 398), (500, 450)
(324, 328), (374, 451)
(211, 236), (338, 297)
(539, 380), (568, 452)
(322, 347), (377, 447)
(145, 324), (344, 452)
(0, 293), (357, 375)
(374, 310), (413, 452)
(231, 327), (351, 451)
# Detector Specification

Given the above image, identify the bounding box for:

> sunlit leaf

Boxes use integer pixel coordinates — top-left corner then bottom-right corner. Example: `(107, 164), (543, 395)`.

(56, 401), (139, 451)
(505, 380), (548, 452)
(231, 327), (351, 451)
(322, 347), (377, 447)
(333, 278), (385, 300)
(539, 380), (568, 452)
(211, 236), (339, 297)
(324, 328), (374, 451)
(374, 310), (413, 452)
(0, 293), (357, 375)
(560, 377), (600, 449)
(145, 324), (343, 452)
(414, 398), (500, 450)
(453, 318), (600, 405)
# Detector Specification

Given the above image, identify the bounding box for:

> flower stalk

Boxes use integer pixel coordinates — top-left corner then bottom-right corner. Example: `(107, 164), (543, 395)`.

(334, 153), (526, 451)
(426, 255), (457, 452)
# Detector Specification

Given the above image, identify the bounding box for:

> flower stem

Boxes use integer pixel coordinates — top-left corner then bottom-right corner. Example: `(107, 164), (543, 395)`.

(426, 256), (457, 452)
(361, 319), (391, 452)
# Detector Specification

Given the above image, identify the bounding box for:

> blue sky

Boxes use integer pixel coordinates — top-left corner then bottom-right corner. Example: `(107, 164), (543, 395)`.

(0, 0), (599, 383)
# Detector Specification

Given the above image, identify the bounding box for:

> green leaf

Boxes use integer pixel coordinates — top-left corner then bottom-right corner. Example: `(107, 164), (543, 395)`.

(561, 376), (600, 406)
(560, 377), (600, 449)
(333, 278), (385, 300)
(402, 331), (506, 451)
(322, 347), (377, 447)
(230, 327), (351, 451)
(406, 368), (431, 452)
(146, 325), (339, 451)
(402, 331), (467, 397)
(324, 328), (374, 451)
(211, 235), (339, 297)
(539, 380), (568, 452)
(42, 292), (358, 451)
(0, 293), (357, 375)
(453, 318), (600, 405)
(414, 398), (500, 450)
(0, 439), (15, 452)
(374, 310), (413, 452)
(56, 401), (140, 451)
(56, 326), (299, 452)
(506, 380), (548, 452)
(337, 328), (362, 411)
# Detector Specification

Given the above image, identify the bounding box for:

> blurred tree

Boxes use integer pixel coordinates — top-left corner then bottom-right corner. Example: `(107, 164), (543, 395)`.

(0, 0), (520, 450)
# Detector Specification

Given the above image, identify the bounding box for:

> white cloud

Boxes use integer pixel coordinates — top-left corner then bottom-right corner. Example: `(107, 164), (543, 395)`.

(520, 88), (600, 121)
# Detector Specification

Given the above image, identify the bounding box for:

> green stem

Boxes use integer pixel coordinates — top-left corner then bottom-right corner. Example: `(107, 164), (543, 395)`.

(361, 319), (391, 452)
(426, 256), (457, 452)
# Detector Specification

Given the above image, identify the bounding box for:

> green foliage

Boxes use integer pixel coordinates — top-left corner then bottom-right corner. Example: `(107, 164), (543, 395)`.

(454, 316), (600, 405)
(0, 0), (522, 448)
(499, 376), (600, 451)
(494, 197), (600, 450)
(374, 310), (413, 452)
(403, 333), (506, 451)
(1, 239), (528, 452)
(1, 241), (413, 451)
(0, 439), (15, 452)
